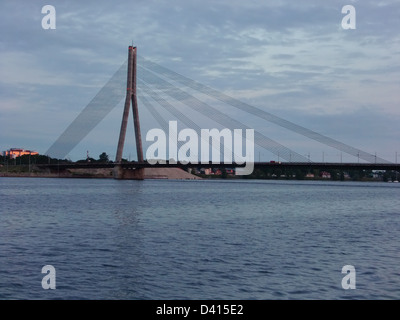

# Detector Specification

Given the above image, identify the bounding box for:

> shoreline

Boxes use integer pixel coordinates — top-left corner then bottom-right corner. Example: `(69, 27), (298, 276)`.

(1, 172), (397, 183)
(0, 167), (202, 180)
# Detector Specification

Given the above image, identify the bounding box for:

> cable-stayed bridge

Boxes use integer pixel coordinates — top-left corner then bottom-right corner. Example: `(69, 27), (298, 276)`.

(43, 46), (399, 179)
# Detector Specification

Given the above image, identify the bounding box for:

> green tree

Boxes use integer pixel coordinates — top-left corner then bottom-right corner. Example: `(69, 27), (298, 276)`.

(99, 152), (109, 163)
(221, 168), (228, 179)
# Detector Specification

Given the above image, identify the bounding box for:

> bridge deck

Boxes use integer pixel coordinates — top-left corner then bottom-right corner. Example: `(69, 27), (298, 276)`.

(37, 161), (400, 171)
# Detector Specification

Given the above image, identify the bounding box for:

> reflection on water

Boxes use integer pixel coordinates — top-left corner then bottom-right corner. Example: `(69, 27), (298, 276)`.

(0, 178), (399, 299)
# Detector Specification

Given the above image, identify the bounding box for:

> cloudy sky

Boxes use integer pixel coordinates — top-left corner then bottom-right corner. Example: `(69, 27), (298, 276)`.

(1, 0), (399, 162)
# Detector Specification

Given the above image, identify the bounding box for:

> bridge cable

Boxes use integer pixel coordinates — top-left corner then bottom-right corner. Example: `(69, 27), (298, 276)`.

(138, 65), (308, 163)
(138, 56), (390, 164)
(138, 79), (237, 161)
(45, 60), (128, 159)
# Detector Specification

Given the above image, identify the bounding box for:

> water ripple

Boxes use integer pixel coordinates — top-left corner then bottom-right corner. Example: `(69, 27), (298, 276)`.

(1, 178), (399, 299)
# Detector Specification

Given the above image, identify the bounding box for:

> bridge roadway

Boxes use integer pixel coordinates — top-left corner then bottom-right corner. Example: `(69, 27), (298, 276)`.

(37, 161), (400, 172)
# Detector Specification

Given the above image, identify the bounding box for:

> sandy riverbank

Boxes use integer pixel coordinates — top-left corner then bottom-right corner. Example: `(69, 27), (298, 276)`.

(0, 167), (201, 180)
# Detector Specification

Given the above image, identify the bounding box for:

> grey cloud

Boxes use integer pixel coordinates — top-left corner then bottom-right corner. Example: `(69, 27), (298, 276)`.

(0, 0), (399, 160)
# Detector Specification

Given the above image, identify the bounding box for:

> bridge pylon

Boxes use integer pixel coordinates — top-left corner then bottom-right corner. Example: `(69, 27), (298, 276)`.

(114, 45), (144, 180)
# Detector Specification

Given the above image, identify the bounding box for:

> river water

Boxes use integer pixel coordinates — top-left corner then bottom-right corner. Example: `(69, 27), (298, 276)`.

(0, 177), (399, 300)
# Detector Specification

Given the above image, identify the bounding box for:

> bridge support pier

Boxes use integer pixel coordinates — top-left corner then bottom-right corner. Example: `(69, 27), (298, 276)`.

(113, 165), (144, 180)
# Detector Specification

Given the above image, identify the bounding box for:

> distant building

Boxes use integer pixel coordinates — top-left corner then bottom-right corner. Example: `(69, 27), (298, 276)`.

(200, 168), (212, 175)
(320, 171), (331, 179)
(2, 148), (39, 159)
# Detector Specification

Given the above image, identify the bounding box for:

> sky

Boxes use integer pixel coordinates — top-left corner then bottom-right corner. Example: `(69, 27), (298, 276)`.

(0, 0), (399, 162)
